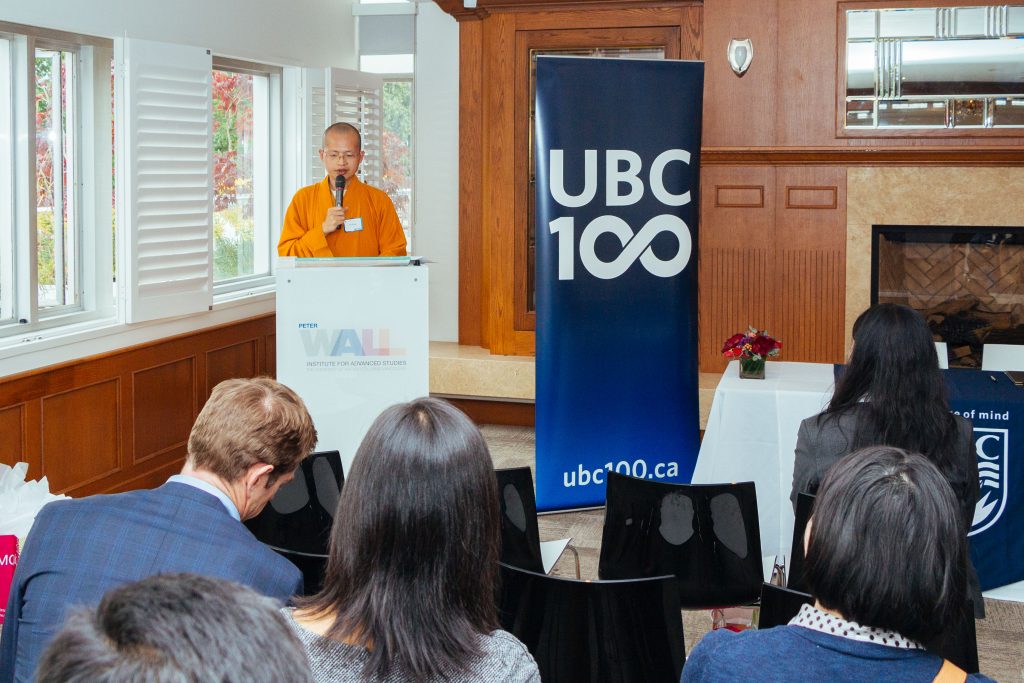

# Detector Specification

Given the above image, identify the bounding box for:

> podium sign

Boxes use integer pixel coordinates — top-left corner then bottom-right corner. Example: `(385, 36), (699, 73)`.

(534, 57), (704, 511)
(276, 260), (429, 473)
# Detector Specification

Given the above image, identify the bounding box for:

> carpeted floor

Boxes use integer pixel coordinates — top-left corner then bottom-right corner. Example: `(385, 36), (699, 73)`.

(481, 424), (1024, 682)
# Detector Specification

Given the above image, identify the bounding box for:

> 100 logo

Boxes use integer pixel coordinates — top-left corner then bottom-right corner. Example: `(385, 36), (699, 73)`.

(547, 149), (695, 281)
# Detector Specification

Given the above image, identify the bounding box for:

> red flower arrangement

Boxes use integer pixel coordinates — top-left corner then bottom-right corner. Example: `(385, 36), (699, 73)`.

(721, 327), (782, 361)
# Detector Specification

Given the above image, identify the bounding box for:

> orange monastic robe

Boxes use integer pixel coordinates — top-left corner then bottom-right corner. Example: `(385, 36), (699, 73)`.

(277, 176), (407, 257)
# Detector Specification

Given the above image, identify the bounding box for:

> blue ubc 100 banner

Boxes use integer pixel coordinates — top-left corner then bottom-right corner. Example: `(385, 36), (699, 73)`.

(534, 56), (704, 511)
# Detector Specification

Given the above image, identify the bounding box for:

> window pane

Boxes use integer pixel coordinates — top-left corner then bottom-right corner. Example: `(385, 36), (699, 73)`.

(360, 54), (414, 75)
(213, 68), (269, 283)
(0, 38), (13, 322)
(36, 48), (79, 310)
(382, 80), (412, 244)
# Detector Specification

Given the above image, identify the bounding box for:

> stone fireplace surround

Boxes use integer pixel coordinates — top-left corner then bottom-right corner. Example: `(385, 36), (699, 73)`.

(846, 167), (1024, 356)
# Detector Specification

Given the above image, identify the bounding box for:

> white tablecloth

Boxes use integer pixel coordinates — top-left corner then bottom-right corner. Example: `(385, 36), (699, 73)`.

(692, 361), (835, 568)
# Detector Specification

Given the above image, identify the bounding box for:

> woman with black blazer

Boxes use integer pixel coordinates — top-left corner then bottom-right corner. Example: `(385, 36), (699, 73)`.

(790, 303), (983, 618)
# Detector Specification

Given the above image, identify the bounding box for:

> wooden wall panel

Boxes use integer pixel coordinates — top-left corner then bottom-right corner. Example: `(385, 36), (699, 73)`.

(715, 185), (764, 208)
(699, 165), (847, 371)
(775, 0), (836, 148)
(0, 405), (25, 467)
(265, 334), (277, 378)
(774, 166), (847, 364)
(206, 340), (258, 398)
(699, 248), (773, 373)
(42, 380), (120, 493)
(775, 167), (846, 249)
(0, 315), (275, 495)
(785, 186), (836, 209)
(701, 166), (774, 249)
(482, 12), (515, 353)
(777, 249), (846, 363)
(459, 19), (484, 347)
(133, 358), (195, 464)
(702, 0), (778, 148)
(699, 165), (776, 372)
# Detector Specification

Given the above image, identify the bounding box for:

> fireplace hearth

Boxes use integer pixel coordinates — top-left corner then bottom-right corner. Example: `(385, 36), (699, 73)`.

(872, 226), (1024, 368)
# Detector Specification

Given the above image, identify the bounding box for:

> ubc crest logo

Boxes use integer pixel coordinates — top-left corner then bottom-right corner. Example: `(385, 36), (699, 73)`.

(970, 428), (1008, 536)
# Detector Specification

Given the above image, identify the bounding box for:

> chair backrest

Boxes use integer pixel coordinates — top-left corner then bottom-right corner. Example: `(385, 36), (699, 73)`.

(758, 582), (812, 629)
(599, 472), (763, 609)
(787, 492), (815, 593)
(935, 341), (949, 369)
(272, 547), (329, 597)
(495, 466), (545, 574)
(499, 562), (685, 682)
(981, 343), (1024, 371)
(245, 450), (344, 555)
(923, 601), (980, 674)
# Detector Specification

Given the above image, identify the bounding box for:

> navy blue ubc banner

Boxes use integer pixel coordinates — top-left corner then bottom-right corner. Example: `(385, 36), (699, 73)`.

(534, 57), (704, 511)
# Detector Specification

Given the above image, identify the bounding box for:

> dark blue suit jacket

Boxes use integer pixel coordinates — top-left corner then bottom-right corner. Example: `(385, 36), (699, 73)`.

(0, 482), (303, 682)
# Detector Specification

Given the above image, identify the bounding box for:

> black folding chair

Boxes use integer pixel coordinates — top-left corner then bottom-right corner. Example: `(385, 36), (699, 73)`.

(495, 467), (545, 574)
(499, 562), (685, 683)
(923, 600), (980, 674)
(757, 582), (812, 629)
(495, 466), (579, 577)
(599, 471), (763, 609)
(787, 492), (815, 592)
(245, 450), (344, 595)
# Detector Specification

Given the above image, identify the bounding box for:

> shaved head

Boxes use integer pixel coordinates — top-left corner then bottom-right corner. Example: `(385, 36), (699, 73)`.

(323, 122), (361, 150)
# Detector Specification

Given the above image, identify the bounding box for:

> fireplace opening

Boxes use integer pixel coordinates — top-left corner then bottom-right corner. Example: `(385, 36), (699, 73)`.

(871, 225), (1024, 368)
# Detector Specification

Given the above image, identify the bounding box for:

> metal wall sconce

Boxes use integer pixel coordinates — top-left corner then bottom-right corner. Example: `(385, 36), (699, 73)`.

(727, 39), (753, 76)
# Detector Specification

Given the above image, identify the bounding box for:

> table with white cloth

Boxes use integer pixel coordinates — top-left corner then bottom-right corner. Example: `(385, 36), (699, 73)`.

(693, 359), (1024, 600)
(692, 361), (834, 573)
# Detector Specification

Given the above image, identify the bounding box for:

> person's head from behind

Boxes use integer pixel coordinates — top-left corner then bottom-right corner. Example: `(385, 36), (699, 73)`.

(804, 446), (967, 643)
(830, 303), (956, 464)
(36, 573), (313, 683)
(301, 397), (499, 681)
(844, 302), (940, 398)
(186, 377), (317, 520)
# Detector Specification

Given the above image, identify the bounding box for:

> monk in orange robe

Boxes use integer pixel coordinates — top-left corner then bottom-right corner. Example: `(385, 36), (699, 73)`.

(278, 122), (407, 257)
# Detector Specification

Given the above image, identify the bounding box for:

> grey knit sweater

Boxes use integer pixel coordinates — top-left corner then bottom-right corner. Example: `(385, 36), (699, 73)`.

(282, 609), (541, 683)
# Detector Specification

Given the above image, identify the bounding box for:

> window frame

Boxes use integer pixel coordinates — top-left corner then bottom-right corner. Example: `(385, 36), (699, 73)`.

(0, 22), (115, 341)
(210, 56), (283, 298)
(381, 76), (414, 251)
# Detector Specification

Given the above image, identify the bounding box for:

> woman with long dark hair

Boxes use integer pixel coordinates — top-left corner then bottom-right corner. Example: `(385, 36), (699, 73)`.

(790, 302), (982, 616)
(284, 398), (540, 682)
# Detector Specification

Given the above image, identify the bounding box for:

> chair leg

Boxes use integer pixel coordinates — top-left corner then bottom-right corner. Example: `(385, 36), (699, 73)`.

(565, 543), (581, 579)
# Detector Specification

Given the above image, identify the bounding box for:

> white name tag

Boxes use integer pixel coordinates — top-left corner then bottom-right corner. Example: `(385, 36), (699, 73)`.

(343, 217), (364, 233)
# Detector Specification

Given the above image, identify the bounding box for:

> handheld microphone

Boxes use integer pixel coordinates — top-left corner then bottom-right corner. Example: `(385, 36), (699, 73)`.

(335, 175), (346, 207)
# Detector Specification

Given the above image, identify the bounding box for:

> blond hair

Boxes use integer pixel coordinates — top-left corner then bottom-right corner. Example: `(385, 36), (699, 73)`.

(187, 378), (317, 484)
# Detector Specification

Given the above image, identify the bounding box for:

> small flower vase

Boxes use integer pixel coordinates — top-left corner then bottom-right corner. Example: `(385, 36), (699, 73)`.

(739, 357), (766, 380)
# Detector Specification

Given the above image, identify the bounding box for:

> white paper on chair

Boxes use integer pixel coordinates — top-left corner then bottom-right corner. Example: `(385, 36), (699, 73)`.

(540, 538), (571, 575)
(0, 462), (68, 537)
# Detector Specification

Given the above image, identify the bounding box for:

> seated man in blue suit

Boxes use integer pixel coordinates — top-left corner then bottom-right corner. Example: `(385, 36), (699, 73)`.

(0, 377), (318, 682)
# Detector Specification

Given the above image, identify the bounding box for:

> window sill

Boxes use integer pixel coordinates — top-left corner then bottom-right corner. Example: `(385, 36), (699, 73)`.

(213, 281), (276, 307)
(0, 290), (277, 379)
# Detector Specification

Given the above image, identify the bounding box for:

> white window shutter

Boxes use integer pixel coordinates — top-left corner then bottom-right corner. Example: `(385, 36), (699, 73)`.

(307, 68), (328, 185)
(115, 37), (213, 323)
(304, 68), (382, 188)
(329, 68), (383, 188)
